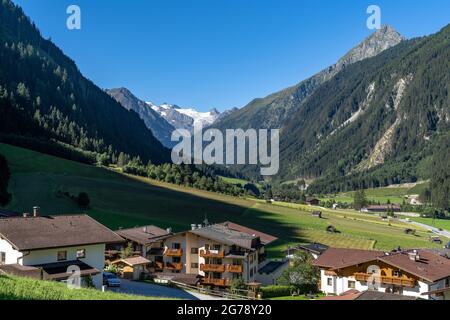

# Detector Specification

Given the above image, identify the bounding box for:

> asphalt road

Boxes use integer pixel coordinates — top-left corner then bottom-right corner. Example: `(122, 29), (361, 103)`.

(109, 279), (225, 300)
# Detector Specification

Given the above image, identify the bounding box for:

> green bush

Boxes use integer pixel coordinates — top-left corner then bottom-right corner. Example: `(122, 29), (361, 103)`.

(260, 285), (291, 299)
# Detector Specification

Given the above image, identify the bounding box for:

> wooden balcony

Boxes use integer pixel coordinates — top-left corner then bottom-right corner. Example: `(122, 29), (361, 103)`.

(227, 264), (243, 273)
(165, 249), (183, 257)
(200, 250), (225, 258)
(202, 278), (230, 287)
(354, 273), (416, 288)
(154, 261), (164, 270)
(200, 264), (225, 272)
(165, 262), (183, 271)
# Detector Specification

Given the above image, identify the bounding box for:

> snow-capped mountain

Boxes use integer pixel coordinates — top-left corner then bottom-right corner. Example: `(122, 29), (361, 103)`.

(148, 103), (221, 133)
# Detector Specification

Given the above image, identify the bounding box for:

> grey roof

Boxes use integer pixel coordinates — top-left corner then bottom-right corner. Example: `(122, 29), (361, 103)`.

(298, 243), (329, 255)
(0, 215), (124, 251)
(258, 261), (288, 274)
(190, 224), (260, 250)
(115, 225), (172, 245)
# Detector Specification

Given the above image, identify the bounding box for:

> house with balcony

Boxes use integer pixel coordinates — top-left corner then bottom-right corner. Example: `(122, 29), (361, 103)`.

(161, 221), (277, 287)
(113, 225), (173, 273)
(0, 208), (124, 288)
(313, 247), (450, 300)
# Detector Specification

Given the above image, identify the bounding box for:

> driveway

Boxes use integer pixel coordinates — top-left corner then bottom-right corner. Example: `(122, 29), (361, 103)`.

(109, 280), (225, 300)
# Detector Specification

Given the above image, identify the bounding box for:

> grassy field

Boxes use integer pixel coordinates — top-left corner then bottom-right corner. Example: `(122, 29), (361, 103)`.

(0, 275), (164, 300)
(411, 217), (450, 232)
(320, 183), (429, 205)
(1, 143), (446, 259)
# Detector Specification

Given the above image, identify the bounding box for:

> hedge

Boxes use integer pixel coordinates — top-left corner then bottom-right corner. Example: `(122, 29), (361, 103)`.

(260, 285), (291, 299)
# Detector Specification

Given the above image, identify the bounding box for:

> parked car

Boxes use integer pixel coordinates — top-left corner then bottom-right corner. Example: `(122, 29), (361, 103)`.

(103, 272), (121, 287)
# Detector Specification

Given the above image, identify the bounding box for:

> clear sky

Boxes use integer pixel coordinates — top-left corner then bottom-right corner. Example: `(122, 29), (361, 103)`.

(13, 0), (450, 111)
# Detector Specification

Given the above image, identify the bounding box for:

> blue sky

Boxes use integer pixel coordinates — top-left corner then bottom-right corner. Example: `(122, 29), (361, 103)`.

(13, 0), (450, 111)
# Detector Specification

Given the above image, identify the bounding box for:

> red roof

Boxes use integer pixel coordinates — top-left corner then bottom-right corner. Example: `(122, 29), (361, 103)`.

(218, 221), (278, 245)
(313, 248), (385, 269)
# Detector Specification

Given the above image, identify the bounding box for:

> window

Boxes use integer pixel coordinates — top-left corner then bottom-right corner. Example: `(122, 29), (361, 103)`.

(191, 248), (199, 254)
(445, 278), (450, 287)
(76, 249), (86, 259)
(0, 252), (5, 265)
(213, 244), (221, 251)
(348, 281), (356, 289)
(191, 263), (199, 269)
(205, 244), (210, 251)
(172, 243), (181, 249)
(249, 254), (254, 264)
(393, 270), (403, 278)
(172, 257), (181, 263)
(327, 278), (333, 286)
(57, 251), (67, 261)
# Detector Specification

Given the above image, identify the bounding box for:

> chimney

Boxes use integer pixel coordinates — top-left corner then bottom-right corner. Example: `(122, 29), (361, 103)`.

(166, 227), (172, 234)
(191, 224), (197, 231)
(408, 250), (420, 261)
(33, 206), (40, 218)
(23, 213), (30, 218)
(143, 226), (148, 233)
(197, 224), (202, 230)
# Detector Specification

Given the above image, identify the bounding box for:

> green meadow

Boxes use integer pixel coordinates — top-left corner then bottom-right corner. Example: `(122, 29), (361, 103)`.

(1, 143), (446, 259)
(0, 275), (164, 300)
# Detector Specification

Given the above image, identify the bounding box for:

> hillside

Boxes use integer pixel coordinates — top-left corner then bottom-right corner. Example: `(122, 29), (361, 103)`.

(106, 88), (176, 148)
(0, 0), (169, 164)
(1, 143), (446, 258)
(213, 25), (403, 131)
(0, 275), (161, 300)
(280, 25), (450, 193)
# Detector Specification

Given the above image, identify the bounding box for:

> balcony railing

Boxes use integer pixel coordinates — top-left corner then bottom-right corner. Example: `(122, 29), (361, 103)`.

(354, 273), (416, 288)
(200, 250), (225, 258)
(227, 265), (243, 273)
(200, 264), (226, 273)
(202, 278), (230, 287)
(165, 262), (183, 271)
(165, 249), (183, 257)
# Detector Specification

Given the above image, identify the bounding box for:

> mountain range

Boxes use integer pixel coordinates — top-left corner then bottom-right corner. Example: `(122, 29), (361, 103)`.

(107, 88), (222, 147)
(1, 0), (448, 194)
(212, 24), (449, 192)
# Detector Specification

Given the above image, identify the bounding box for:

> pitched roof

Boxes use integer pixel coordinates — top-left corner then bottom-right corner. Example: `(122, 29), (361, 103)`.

(0, 215), (124, 251)
(218, 221), (278, 245)
(190, 224), (261, 250)
(115, 225), (172, 245)
(112, 256), (151, 266)
(313, 248), (385, 269)
(322, 290), (419, 301)
(379, 250), (450, 282)
(297, 243), (329, 255)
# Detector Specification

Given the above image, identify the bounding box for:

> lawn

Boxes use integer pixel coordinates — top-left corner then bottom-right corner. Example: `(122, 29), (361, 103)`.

(411, 217), (450, 232)
(0, 275), (165, 300)
(1, 143), (447, 258)
(320, 183), (429, 205)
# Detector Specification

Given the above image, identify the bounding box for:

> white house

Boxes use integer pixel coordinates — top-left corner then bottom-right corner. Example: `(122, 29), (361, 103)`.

(313, 247), (450, 300)
(0, 209), (123, 288)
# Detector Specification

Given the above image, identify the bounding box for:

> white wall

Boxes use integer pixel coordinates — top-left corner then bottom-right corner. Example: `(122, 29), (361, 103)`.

(21, 244), (106, 289)
(0, 238), (22, 265)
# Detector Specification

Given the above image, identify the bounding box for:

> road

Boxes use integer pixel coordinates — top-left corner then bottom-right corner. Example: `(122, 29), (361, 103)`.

(401, 219), (450, 240)
(109, 279), (225, 300)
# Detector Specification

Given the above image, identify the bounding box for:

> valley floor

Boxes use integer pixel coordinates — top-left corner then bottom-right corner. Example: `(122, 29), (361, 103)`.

(1, 143), (447, 259)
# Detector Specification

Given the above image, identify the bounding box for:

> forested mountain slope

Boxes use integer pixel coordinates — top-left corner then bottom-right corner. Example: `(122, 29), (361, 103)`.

(0, 0), (169, 164)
